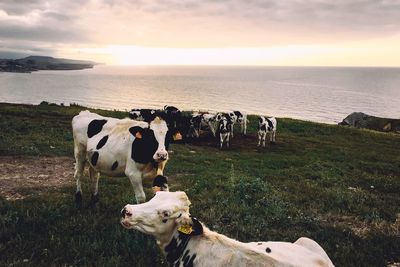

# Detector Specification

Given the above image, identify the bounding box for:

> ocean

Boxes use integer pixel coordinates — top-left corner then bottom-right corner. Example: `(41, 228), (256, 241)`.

(0, 65), (399, 123)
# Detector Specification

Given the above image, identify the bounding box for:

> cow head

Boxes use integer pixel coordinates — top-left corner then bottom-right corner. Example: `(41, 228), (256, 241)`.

(129, 116), (169, 164)
(120, 191), (203, 241)
(218, 117), (231, 134)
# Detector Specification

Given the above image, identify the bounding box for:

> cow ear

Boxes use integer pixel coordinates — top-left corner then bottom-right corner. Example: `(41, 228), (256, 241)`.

(176, 213), (203, 236)
(129, 126), (144, 139)
(190, 217), (203, 236)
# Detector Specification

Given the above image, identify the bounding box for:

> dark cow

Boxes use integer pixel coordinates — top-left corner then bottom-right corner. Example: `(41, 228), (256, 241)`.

(120, 191), (335, 266)
(72, 110), (171, 204)
(257, 116), (277, 147)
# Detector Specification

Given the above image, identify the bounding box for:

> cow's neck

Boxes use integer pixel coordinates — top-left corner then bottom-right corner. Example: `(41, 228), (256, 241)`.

(159, 228), (194, 266)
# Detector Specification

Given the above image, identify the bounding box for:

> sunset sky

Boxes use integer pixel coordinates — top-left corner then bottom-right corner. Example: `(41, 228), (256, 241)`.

(0, 0), (399, 66)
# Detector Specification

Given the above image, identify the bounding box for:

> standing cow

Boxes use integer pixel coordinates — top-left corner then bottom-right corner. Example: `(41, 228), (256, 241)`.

(217, 115), (233, 149)
(72, 110), (171, 204)
(257, 116), (277, 147)
(228, 111), (248, 137)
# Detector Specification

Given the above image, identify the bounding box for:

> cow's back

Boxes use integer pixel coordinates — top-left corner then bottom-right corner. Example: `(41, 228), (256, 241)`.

(72, 110), (104, 147)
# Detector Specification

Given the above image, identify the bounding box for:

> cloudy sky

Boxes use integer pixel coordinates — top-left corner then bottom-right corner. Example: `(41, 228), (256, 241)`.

(1, 0), (399, 66)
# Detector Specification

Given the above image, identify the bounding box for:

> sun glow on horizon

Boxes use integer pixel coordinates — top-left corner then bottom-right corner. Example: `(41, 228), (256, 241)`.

(74, 36), (400, 67)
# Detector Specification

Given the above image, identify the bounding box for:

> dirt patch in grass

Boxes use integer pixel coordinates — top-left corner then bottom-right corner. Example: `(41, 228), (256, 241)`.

(0, 156), (75, 200)
(321, 213), (400, 238)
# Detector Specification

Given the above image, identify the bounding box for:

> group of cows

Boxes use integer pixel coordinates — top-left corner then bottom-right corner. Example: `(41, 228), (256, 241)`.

(71, 106), (334, 266)
(129, 105), (277, 149)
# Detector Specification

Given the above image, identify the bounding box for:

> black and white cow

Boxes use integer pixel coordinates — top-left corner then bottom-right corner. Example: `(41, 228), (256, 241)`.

(121, 191), (335, 267)
(72, 110), (172, 204)
(189, 113), (203, 138)
(228, 111), (248, 137)
(201, 113), (218, 137)
(217, 116), (233, 149)
(129, 108), (160, 122)
(257, 116), (277, 147)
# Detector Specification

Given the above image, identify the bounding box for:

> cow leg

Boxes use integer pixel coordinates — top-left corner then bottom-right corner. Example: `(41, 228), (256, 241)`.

(74, 143), (86, 204)
(226, 134), (230, 148)
(262, 133), (266, 147)
(231, 123), (234, 138)
(272, 131), (276, 143)
(243, 117), (247, 135)
(209, 122), (216, 137)
(257, 132), (262, 147)
(89, 166), (100, 204)
(126, 171), (146, 204)
(219, 134), (224, 149)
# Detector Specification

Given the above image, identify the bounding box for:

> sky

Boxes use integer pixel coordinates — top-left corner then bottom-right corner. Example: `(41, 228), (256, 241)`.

(0, 0), (399, 66)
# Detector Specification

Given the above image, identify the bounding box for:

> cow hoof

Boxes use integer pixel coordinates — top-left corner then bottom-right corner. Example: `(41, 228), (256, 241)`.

(91, 193), (99, 204)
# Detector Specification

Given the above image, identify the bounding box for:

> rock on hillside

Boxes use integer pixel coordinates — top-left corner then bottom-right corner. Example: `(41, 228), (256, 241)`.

(339, 112), (400, 133)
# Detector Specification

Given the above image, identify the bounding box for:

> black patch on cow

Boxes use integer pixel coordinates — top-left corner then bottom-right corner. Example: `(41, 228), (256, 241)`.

(258, 116), (263, 123)
(233, 111), (242, 118)
(91, 152), (99, 166)
(182, 249), (196, 267)
(129, 127), (158, 164)
(111, 161), (118, 171)
(96, 135), (109, 149)
(266, 118), (273, 131)
(190, 217), (204, 236)
(260, 124), (267, 131)
(153, 175), (168, 188)
(266, 247), (272, 253)
(165, 217), (203, 267)
(87, 119), (107, 138)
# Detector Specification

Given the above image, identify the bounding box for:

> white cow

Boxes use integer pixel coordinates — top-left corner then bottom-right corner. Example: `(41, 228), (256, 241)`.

(258, 116), (277, 147)
(72, 110), (171, 204)
(121, 191), (335, 267)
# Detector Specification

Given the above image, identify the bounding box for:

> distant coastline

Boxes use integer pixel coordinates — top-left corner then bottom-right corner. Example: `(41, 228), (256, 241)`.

(0, 56), (96, 73)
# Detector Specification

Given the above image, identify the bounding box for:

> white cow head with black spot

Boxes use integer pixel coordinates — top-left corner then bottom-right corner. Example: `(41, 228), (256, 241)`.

(120, 191), (196, 241)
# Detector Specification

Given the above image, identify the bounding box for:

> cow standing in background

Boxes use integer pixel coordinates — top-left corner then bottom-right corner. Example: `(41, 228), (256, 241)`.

(228, 111), (248, 137)
(72, 110), (172, 204)
(217, 115), (233, 149)
(128, 108), (159, 122)
(257, 116), (277, 147)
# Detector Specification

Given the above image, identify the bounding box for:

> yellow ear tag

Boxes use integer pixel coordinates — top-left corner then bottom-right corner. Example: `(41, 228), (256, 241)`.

(173, 132), (182, 141)
(178, 224), (193, 235)
(135, 132), (142, 139)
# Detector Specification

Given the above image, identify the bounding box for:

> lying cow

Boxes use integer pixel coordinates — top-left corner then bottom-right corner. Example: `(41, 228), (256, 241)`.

(217, 115), (233, 149)
(121, 191), (335, 267)
(228, 111), (248, 136)
(258, 116), (277, 147)
(72, 110), (171, 204)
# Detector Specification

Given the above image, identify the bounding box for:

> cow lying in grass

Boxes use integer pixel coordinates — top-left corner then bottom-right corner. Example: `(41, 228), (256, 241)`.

(72, 110), (172, 204)
(258, 116), (277, 147)
(121, 191), (335, 267)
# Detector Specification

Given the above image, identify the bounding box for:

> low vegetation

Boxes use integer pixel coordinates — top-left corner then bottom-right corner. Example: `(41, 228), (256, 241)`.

(0, 102), (399, 266)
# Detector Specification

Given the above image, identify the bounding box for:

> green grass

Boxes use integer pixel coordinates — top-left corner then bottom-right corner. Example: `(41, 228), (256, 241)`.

(1, 102), (399, 266)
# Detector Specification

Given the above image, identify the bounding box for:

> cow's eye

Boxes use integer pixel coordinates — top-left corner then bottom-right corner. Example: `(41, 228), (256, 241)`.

(162, 219), (168, 223)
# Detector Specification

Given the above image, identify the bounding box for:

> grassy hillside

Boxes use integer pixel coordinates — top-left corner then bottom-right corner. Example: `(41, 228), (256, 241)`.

(0, 102), (399, 266)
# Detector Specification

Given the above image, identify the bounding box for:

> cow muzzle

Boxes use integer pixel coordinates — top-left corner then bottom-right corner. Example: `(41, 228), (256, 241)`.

(154, 151), (168, 162)
(120, 205), (135, 228)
